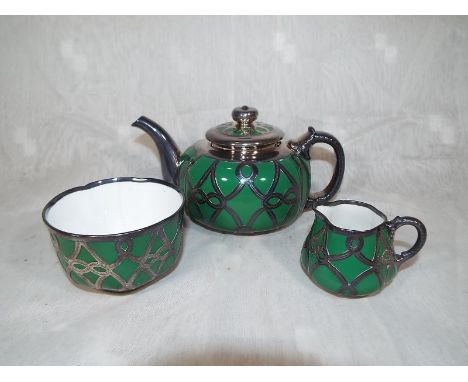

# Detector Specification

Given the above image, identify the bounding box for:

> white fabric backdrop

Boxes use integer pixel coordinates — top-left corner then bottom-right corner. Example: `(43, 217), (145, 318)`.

(1, 16), (467, 365)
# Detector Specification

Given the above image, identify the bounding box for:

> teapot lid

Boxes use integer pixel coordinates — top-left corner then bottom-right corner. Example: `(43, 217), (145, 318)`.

(205, 106), (284, 154)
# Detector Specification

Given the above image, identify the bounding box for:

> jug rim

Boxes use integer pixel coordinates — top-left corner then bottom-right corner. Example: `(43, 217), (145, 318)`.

(313, 199), (389, 235)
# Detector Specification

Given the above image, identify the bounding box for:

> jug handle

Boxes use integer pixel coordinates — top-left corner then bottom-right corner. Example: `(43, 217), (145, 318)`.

(386, 216), (427, 264)
(289, 126), (345, 210)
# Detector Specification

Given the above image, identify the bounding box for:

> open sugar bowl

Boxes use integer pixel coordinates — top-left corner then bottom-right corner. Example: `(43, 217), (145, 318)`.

(42, 177), (184, 292)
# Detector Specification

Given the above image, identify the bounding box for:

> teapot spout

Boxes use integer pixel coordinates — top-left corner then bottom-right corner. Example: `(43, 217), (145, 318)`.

(132, 116), (180, 184)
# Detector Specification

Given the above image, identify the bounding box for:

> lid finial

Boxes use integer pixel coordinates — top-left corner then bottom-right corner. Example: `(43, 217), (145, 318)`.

(232, 106), (258, 134)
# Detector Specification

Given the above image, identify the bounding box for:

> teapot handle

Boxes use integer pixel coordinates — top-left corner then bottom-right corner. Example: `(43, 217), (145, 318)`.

(289, 127), (345, 210)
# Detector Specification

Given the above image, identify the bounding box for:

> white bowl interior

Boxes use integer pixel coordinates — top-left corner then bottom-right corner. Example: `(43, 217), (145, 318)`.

(316, 203), (385, 231)
(45, 180), (183, 235)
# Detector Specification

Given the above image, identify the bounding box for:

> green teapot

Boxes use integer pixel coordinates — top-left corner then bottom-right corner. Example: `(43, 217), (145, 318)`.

(132, 106), (345, 235)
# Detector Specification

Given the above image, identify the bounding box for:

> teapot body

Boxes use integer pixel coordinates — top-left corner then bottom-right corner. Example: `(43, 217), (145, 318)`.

(132, 106), (346, 235)
(177, 141), (311, 234)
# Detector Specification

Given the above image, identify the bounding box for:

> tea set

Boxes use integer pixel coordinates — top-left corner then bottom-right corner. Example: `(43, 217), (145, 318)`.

(42, 106), (427, 297)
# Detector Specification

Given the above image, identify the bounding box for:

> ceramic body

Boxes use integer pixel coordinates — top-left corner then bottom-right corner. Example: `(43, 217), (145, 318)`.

(177, 141), (311, 234)
(42, 178), (184, 292)
(301, 200), (427, 297)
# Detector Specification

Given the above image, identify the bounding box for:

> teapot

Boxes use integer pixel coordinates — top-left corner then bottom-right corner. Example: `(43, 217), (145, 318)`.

(132, 106), (345, 235)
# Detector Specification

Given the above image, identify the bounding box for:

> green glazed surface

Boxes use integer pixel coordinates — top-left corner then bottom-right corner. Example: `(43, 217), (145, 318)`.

(49, 211), (183, 292)
(177, 144), (311, 234)
(301, 213), (398, 297)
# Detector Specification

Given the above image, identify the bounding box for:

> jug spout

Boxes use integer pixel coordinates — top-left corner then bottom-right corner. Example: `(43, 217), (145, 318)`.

(132, 116), (180, 184)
